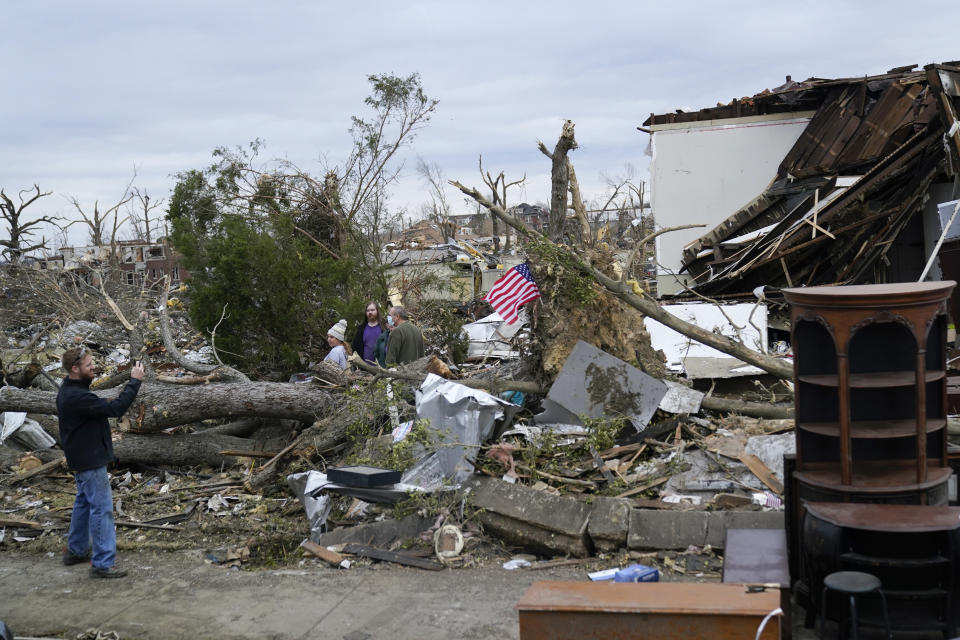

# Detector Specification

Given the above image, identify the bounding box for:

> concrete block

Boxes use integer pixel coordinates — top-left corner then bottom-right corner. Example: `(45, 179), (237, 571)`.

(465, 476), (591, 537)
(586, 497), (631, 552)
(627, 508), (785, 550)
(315, 514), (433, 549)
(476, 511), (590, 557)
(465, 476), (591, 557)
(627, 509), (710, 550)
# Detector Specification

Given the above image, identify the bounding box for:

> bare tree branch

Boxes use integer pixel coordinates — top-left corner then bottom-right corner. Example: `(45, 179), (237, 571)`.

(621, 224), (706, 283)
(0, 185), (58, 263)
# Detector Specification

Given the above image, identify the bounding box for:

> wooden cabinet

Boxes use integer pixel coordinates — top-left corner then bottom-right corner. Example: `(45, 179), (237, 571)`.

(802, 502), (960, 635)
(783, 282), (955, 504)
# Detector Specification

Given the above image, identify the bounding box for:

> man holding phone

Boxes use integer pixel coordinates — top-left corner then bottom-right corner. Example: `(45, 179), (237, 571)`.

(57, 348), (145, 578)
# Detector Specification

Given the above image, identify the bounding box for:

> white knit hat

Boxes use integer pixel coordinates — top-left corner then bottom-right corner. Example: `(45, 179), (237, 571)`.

(328, 319), (347, 342)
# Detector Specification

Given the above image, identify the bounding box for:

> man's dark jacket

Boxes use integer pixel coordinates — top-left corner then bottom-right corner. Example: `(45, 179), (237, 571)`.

(56, 377), (142, 471)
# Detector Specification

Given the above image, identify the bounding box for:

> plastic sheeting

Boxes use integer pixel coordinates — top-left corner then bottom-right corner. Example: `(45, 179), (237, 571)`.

(0, 411), (56, 449)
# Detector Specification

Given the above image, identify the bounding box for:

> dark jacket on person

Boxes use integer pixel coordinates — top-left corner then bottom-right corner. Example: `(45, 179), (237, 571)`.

(374, 330), (390, 367)
(56, 377), (142, 472)
(385, 321), (425, 366)
(352, 320), (384, 363)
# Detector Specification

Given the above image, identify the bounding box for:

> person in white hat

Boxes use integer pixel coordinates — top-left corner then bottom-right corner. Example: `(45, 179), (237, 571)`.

(323, 319), (349, 369)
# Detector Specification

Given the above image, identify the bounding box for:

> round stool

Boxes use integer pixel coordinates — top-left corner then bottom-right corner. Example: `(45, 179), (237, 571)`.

(819, 571), (892, 640)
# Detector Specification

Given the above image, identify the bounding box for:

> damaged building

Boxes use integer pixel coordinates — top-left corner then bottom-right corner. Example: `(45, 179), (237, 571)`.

(35, 238), (188, 288)
(646, 62), (960, 305)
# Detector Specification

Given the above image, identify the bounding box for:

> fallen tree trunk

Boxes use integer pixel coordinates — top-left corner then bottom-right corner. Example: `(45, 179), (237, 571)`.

(700, 395), (793, 419)
(0, 382), (336, 432)
(196, 418), (264, 437)
(0, 432), (278, 475)
(349, 355), (547, 395)
(244, 407), (358, 492)
(114, 432), (264, 468)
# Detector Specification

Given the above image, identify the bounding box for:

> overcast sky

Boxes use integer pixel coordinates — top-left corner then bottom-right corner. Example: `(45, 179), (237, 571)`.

(3, 1), (959, 249)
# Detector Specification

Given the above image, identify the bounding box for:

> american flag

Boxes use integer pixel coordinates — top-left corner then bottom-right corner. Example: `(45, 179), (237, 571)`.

(484, 263), (540, 325)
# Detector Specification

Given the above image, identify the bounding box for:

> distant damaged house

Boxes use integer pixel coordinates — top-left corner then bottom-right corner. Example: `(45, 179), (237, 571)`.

(382, 219), (510, 304)
(37, 238), (188, 288)
(646, 62), (960, 298)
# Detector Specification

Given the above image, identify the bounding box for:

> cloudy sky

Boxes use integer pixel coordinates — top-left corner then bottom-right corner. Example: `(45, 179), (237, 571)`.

(3, 0), (959, 249)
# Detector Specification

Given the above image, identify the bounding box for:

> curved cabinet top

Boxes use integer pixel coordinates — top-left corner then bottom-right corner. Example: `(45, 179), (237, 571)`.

(783, 282), (955, 309)
(785, 282), (955, 353)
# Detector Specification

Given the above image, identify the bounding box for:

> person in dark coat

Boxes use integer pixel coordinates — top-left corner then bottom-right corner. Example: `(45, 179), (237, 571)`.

(373, 313), (392, 367)
(57, 347), (144, 578)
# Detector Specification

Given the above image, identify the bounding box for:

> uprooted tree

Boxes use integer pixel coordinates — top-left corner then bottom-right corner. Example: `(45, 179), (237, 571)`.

(450, 119), (794, 381)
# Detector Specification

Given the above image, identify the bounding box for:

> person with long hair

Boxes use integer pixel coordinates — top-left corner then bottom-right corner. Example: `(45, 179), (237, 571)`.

(351, 300), (387, 364)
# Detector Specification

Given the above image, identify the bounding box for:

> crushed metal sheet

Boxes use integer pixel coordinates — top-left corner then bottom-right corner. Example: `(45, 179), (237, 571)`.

(545, 341), (667, 432)
(461, 311), (526, 359)
(415, 374), (517, 485)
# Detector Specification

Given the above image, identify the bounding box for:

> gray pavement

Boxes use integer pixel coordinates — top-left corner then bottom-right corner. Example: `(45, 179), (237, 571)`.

(0, 550), (585, 640)
(0, 550), (818, 640)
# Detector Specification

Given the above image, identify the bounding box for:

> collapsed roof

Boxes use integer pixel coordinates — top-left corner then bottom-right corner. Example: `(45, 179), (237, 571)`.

(646, 63), (960, 297)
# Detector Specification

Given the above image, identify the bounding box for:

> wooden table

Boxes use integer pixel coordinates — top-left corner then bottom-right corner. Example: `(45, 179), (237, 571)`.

(516, 581), (781, 640)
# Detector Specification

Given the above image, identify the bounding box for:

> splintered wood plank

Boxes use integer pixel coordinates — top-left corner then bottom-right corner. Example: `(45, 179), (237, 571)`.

(615, 476), (668, 499)
(0, 516), (44, 529)
(738, 454), (783, 495)
(301, 540), (345, 567)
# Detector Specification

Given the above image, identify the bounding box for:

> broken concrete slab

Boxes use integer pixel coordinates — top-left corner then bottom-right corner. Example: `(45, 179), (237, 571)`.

(314, 514), (434, 549)
(585, 496), (631, 553)
(628, 509), (711, 550)
(465, 475), (591, 557)
(477, 510), (590, 558)
(659, 380), (704, 414)
(544, 340), (667, 432)
(627, 508), (784, 550)
(743, 432), (795, 485)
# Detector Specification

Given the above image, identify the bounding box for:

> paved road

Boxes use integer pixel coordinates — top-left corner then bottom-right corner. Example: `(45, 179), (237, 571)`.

(1, 550), (818, 640)
(0, 550), (588, 640)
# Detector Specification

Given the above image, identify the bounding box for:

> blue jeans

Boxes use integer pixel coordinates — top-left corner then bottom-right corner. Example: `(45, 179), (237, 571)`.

(66, 466), (116, 569)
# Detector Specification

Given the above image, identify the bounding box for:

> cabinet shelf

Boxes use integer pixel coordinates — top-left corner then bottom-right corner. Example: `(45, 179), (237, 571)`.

(798, 419), (946, 439)
(798, 370), (945, 388)
(795, 464), (951, 493)
(839, 552), (950, 571)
